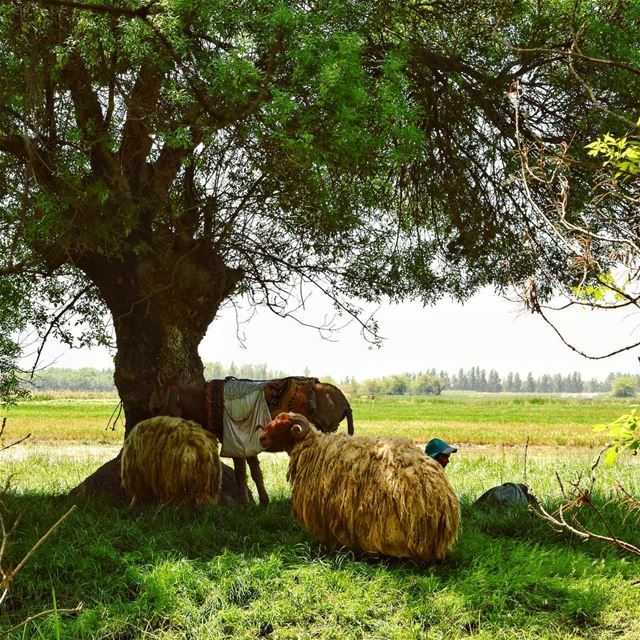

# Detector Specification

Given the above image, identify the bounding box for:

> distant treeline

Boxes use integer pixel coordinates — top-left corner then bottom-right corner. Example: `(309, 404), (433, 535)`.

(29, 364), (637, 395)
(345, 368), (635, 395)
(29, 362), (290, 392)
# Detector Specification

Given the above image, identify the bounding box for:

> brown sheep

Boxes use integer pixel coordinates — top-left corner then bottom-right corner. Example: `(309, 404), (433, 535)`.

(121, 416), (222, 508)
(259, 412), (460, 563)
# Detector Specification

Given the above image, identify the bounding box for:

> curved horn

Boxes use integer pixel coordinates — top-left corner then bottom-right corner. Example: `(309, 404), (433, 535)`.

(289, 412), (311, 439)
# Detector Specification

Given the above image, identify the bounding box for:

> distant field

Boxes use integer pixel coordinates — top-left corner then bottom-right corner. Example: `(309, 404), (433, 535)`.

(1, 394), (123, 444)
(1, 392), (634, 447)
(350, 394), (635, 447)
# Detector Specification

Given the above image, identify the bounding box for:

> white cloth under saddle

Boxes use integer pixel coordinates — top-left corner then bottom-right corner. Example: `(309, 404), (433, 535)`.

(220, 379), (271, 458)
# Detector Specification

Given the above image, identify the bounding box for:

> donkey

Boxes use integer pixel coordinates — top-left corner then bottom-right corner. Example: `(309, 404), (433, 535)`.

(149, 376), (354, 506)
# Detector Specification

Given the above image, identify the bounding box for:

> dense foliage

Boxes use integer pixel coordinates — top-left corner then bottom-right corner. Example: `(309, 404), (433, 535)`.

(1, 0), (639, 417)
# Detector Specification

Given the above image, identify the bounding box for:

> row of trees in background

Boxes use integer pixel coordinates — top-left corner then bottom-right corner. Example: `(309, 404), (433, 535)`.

(346, 369), (638, 396)
(451, 368), (604, 394)
(29, 363), (290, 393)
(30, 365), (638, 397)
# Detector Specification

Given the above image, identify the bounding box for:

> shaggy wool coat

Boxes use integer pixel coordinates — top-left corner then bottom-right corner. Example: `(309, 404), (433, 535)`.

(287, 429), (460, 562)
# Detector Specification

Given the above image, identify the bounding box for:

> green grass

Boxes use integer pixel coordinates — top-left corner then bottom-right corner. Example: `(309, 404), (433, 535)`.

(349, 394), (634, 446)
(1, 453), (639, 639)
(1, 394), (640, 638)
(2, 395), (123, 444)
(2, 392), (635, 446)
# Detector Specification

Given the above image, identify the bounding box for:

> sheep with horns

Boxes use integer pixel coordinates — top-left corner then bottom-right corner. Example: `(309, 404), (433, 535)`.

(121, 416), (222, 508)
(259, 412), (460, 563)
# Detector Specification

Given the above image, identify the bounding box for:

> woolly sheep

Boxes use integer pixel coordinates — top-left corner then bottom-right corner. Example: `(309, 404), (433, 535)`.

(121, 416), (222, 508)
(259, 412), (460, 563)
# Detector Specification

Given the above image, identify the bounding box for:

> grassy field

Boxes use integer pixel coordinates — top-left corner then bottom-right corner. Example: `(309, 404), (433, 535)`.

(2, 391), (635, 446)
(1, 393), (639, 639)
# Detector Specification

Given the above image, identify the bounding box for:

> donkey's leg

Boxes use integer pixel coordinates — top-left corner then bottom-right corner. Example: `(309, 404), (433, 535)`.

(232, 457), (250, 505)
(247, 456), (269, 506)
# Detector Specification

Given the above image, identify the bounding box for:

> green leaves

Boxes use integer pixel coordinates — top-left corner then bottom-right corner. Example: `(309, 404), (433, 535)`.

(594, 411), (640, 466)
(2, 0), (640, 408)
(585, 127), (640, 179)
(571, 272), (629, 304)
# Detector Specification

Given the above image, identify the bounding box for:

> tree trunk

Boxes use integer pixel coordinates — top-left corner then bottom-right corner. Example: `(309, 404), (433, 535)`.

(68, 244), (245, 502)
(79, 245), (243, 432)
(112, 302), (207, 436)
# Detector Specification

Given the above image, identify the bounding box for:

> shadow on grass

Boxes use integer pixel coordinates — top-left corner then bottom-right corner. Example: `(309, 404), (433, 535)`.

(5, 490), (638, 573)
(458, 495), (640, 564)
(2, 491), (634, 637)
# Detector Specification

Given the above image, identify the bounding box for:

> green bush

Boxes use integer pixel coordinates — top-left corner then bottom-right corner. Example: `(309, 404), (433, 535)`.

(611, 376), (637, 397)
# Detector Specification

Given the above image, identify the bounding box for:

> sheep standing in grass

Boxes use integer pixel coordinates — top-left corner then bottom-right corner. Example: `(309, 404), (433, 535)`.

(259, 412), (460, 563)
(121, 416), (222, 508)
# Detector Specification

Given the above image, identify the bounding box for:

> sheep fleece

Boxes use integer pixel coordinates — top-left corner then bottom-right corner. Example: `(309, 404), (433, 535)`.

(121, 416), (222, 506)
(287, 431), (460, 562)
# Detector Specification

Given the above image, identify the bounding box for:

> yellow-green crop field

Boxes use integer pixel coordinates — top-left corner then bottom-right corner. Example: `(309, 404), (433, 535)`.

(2, 391), (635, 447)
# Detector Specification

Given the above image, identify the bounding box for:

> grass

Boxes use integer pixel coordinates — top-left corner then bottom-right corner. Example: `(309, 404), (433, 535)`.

(1, 393), (639, 639)
(1, 394), (123, 444)
(2, 392), (634, 446)
(350, 394), (634, 446)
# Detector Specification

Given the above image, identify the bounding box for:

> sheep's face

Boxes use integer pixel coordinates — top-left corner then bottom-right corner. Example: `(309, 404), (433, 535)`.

(259, 412), (309, 453)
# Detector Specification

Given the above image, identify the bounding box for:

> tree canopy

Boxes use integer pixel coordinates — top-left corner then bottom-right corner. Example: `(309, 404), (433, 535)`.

(1, 0), (639, 421)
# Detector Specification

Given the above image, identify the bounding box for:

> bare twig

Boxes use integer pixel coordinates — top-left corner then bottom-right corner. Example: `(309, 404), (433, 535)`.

(0, 434), (31, 452)
(523, 435), (530, 485)
(536, 305), (640, 360)
(0, 371), (81, 636)
(555, 471), (567, 499)
(0, 417), (32, 452)
(29, 285), (93, 378)
(0, 602), (83, 639)
(533, 474), (640, 558)
(105, 400), (124, 432)
(1, 504), (77, 595)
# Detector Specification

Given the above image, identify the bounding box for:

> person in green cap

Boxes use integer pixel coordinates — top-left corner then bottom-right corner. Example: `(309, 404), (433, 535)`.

(425, 438), (457, 469)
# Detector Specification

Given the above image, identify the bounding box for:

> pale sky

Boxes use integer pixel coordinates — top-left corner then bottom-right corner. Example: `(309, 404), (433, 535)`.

(42, 287), (640, 382)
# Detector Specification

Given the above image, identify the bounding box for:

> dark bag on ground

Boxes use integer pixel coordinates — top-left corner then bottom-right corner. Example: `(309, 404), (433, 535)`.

(474, 482), (538, 509)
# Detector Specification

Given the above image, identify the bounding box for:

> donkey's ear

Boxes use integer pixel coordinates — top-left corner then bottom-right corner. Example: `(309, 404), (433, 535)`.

(156, 370), (168, 387)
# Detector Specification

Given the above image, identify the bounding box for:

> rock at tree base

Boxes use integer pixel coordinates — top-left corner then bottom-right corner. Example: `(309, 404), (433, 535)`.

(68, 451), (254, 505)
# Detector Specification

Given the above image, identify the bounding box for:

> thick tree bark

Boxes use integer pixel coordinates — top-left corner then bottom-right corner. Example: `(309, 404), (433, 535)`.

(68, 241), (245, 502)
(78, 242), (243, 433)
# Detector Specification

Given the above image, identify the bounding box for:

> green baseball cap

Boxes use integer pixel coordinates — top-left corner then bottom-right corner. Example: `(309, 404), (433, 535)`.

(425, 438), (458, 458)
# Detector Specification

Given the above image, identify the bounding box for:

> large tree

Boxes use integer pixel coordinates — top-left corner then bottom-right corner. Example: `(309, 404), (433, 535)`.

(1, 0), (638, 432)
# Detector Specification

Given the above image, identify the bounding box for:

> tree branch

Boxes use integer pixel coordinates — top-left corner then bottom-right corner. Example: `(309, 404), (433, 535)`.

(0, 603), (83, 639)
(35, 0), (157, 18)
(533, 475), (640, 558)
(0, 135), (56, 188)
(29, 284), (94, 377)
(65, 53), (120, 185)
(118, 62), (164, 189)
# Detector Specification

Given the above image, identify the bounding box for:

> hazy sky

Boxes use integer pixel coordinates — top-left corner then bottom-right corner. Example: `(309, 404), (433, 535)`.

(42, 287), (640, 381)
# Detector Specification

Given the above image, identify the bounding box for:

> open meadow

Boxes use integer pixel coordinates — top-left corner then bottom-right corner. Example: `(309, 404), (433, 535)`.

(1, 393), (639, 639)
